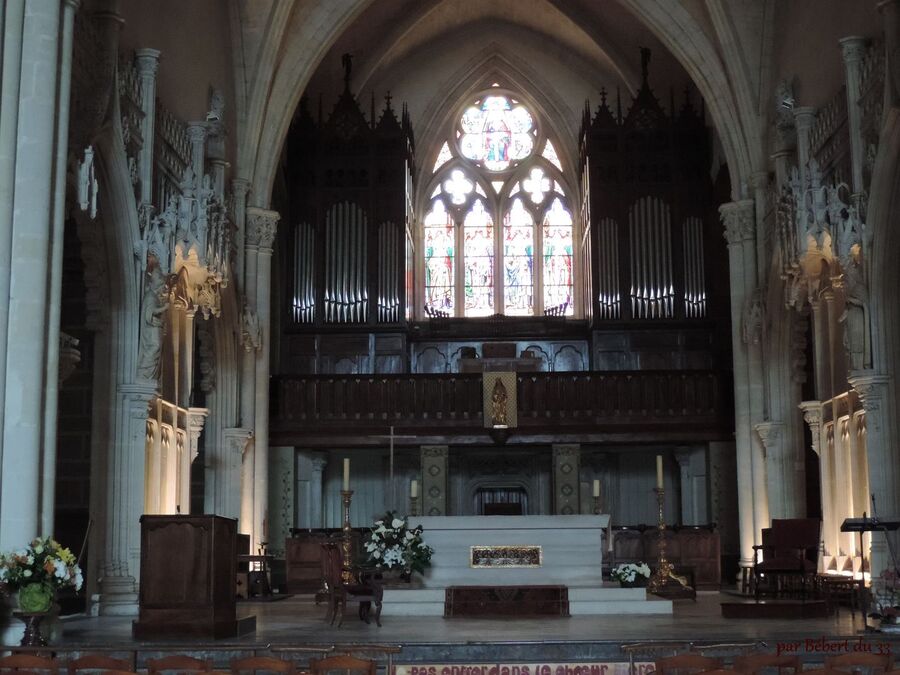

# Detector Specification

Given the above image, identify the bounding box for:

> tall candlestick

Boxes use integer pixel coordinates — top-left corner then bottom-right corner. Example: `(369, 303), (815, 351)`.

(656, 455), (664, 489)
(410, 479), (418, 498)
(593, 479), (601, 498)
(343, 458), (350, 491)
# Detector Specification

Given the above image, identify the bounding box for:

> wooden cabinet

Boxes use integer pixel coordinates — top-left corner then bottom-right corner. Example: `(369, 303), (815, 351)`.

(132, 514), (255, 638)
(285, 529), (365, 594)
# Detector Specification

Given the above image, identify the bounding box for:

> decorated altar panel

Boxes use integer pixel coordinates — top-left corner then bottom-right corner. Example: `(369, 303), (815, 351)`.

(411, 515), (608, 587)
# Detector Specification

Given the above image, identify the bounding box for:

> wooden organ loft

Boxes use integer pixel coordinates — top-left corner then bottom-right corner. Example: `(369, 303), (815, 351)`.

(272, 53), (733, 449)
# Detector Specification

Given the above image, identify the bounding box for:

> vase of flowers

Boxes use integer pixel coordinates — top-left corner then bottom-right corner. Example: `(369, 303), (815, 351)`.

(0, 537), (83, 644)
(363, 511), (434, 581)
(870, 568), (900, 632)
(611, 562), (651, 588)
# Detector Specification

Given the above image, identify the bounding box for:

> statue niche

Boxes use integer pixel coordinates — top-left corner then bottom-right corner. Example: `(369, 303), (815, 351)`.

(490, 378), (508, 427)
(137, 260), (170, 382)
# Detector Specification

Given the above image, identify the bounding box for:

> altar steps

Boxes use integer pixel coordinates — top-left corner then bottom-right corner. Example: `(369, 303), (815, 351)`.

(380, 586), (673, 617)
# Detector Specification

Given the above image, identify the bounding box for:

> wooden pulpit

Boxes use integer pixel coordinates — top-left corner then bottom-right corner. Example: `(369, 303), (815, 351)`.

(132, 514), (256, 638)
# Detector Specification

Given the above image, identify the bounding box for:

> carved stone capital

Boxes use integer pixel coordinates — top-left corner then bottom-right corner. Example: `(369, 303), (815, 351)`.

(231, 178), (251, 202)
(719, 199), (755, 246)
(224, 427), (252, 457)
(792, 106), (818, 133)
(246, 207), (280, 252)
(186, 123), (208, 144)
(134, 48), (160, 78)
(310, 454), (328, 474)
(848, 372), (891, 413)
(755, 421), (784, 456)
(187, 407), (209, 463)
(799, 400), (823, 455)
(840, 36), (869, 65)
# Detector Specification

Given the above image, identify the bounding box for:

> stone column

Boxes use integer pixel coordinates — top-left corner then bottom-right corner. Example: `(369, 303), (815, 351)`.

(99, 384), (156, 615)
(800, 400), (831, 571)
(134, 48), (160, 207)
(720, 200), (760, 571)
(214, 428), (251, 520)
(247, 207), (279, 549)
(840, 37), (868, 195)
(268, 446), (295, 558)
(237, 182), (256, 539)
(848, 373), (898, 577)
(186, 123), (207, 182)
(310, 454), (327, 528)
(185, 407), (208, 513)
(755, 421), (796, 520)
(0, 0), (63, 549)
(420, 446), (449, 516)
(552, 444), (581, 515)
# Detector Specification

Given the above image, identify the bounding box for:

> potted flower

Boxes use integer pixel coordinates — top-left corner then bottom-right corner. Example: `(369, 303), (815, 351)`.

(870, 568), (900, 632)
(611, 562), (651, 588)
(0, 537), (83, 613)
(363, 511), (433, 581)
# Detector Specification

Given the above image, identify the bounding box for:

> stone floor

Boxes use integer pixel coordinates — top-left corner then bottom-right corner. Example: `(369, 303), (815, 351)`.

(35, 591), (890, 665)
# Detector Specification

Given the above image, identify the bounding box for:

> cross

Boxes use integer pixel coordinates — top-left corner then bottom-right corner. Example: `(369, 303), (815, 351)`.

(384, 91), (393, 109)
(369, 426), (418, 512)
(523, 167), (550, 203)
(444, 169), (473, 205)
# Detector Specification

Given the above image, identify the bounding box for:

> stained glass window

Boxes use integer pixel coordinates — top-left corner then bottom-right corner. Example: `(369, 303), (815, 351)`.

(424, 200), (455, 314)
(463, 200), (494, 316)
(425, 88), (577, 318)
(459, 96), (535, 171)
(542, 198), (574, 315)
(503, 199), (534, 315)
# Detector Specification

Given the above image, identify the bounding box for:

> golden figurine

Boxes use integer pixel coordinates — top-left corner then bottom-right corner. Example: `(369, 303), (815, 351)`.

(490, 378), (508, 426)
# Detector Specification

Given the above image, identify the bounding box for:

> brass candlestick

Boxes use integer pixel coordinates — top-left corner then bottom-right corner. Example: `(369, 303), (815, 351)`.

(648, 487), (676, 592)
(410, 495), (420, 517)
(340, 490), (354, 586)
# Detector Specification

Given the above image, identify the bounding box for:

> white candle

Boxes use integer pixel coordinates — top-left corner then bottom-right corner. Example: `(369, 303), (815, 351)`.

(410, 479), (418, 498)
(656, 455), (664, 489)
(593, 479), (601, 498)
(343, 458), (350, 491)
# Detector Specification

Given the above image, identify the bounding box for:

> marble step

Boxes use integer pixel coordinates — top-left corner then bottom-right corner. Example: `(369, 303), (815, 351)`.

(380, 586), (672, 616)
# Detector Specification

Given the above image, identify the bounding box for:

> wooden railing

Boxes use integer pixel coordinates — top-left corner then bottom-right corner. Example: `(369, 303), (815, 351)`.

(270, 370), (731, 443)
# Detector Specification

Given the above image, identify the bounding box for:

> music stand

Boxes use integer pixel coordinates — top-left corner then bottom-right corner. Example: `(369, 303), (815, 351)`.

(841, 514), (900, 630)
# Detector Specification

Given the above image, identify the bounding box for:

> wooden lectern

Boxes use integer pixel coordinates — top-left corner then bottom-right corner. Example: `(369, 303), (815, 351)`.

(132, 514), (256, 639)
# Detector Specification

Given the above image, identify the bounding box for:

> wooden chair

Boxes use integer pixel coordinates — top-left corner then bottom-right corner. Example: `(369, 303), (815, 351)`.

(825, 654), (893, 673)
(230, 657), (294, 675)
(308, 656), (375, 675)
(147, 656), (212, 674)
(654, 655), (722, 675)
(67, 655), (134, 675)
(733, 654), (802, 674)
(753, 518), (820, 600)
(320, 542), (383, 627)
(0, 655), (57, 674)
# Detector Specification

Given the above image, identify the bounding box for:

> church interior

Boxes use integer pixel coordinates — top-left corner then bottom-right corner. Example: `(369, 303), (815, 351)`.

(2, 0), (900, 669)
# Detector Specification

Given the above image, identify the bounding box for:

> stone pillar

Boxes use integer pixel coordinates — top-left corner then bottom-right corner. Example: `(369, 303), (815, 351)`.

(247, 207), (279, 549)
(134, 48), (160, 207)
(310, 454), (327, 528)
(0, 0), (63, 549)
(840, 37), (869, 195)
(237, 184), (257, 539)
(800, 400), (831, 570)
(99, 384), (156, 615)
(849, 373), (898, 577)
(186, 124), (207, 181)
(720, 200), (761, 571)
(420, 446), (449, 516)
(552, 444), (581, 515)
(214, 428), (251, 520)
(185, 407), (208, 513)
(268, 446), (295, 558)
(756, 421), (796, 520)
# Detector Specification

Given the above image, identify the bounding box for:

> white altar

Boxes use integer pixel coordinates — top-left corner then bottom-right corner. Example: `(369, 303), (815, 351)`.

(412, 515), (607, 587)
(380, 515), (672, 616)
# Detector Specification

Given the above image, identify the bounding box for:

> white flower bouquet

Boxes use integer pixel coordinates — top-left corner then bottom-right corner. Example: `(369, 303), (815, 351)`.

(363, 511), (433, 575)
(0, 537), (83, 613)
(611, 562), (651, 585)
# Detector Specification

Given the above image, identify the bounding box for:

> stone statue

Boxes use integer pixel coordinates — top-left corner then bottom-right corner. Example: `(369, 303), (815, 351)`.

(840, 257), (870, 372)
(137, 262), (169, 381)
(490, 378), (508, 427)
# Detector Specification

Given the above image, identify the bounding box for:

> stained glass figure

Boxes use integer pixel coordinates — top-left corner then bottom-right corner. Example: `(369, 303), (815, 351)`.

(502, 199), (535, 315)
(460, 96), (535, 171)
(424, 199), (455, 314)
(463, 200), (494, 316)
(542, 139), (563, 171)
(542, 198), (574, 315)
(443, 169), (474, 205)
(523, 167), (550, 204)
(433, 142), (452, 172)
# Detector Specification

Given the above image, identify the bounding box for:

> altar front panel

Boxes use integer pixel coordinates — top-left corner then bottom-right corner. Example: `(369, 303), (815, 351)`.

(412, 515), (608, 587)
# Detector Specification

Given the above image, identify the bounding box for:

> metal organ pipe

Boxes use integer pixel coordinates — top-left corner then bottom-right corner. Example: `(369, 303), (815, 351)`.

(629, 196), (673, 319)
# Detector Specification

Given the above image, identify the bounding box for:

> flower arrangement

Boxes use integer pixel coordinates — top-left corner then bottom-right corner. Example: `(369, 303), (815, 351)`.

(363, 511), (433, 575)
(611, 562), (651, 585)
(870, 568), (900, 626)
(0, 537), (83, 596)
